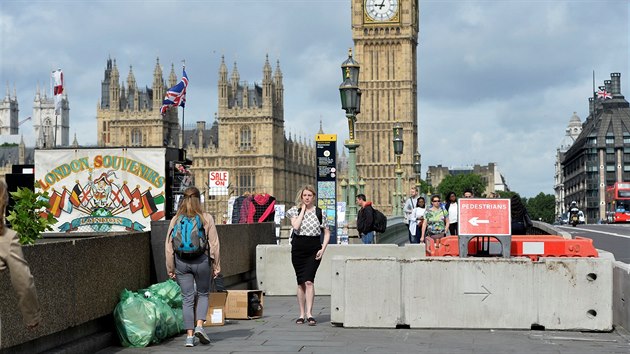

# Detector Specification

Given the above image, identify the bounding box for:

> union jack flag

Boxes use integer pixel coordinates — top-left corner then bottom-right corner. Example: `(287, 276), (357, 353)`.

(160, 68), (188, 115)
(596, 89), (612, 100)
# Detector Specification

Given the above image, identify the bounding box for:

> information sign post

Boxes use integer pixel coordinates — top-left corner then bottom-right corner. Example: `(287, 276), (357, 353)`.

(316, 134), (337, 244)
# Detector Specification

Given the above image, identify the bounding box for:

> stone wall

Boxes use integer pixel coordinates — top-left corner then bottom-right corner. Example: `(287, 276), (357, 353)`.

(0, 232), (151, 350)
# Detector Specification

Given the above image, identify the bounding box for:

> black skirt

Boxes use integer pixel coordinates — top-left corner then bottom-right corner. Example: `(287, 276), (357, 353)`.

(291, 235), (322, 284)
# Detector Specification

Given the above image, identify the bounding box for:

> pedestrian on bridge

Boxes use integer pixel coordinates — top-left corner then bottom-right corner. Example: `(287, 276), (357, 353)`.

(445, 191), (459, 236)
(0, 179), (41, 332)
(165, 186), (221, 347)
(356, 194), (376, 244)
(287, 185), (330, 326)
(408, 196), (426, 243)
(421, 195), (450, 249)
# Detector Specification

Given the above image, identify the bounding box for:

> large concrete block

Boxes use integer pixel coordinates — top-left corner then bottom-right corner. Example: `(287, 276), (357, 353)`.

(341, 258), (401, 328)
(256, 244), (294, 295)
(330, 257), (346, 325)
(256, 244), (425, 295)
(613, 261), (630, 331)
(535, 258), (612, 330)
(403, 258), (534, 328)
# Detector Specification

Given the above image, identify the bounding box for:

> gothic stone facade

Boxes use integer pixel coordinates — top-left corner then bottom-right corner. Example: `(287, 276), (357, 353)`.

(97, 56), (315, 220)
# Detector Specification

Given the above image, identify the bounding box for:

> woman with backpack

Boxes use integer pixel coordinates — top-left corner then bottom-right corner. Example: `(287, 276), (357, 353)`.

(165, 186), (221, 347)
(287, 185), (330, 326)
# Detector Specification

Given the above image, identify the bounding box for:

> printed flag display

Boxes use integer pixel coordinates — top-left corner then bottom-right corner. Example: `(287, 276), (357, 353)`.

(129, 188), (143, 213)
(52, 69), (63, 113)
(69, 183), (82, 207)
(596, 89), (612, 100)
(141, 190), (158, 218)
(35, 148), (167, 233)
(160, 68), (188, 115)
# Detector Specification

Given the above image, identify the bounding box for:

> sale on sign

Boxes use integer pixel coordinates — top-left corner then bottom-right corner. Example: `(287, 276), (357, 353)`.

(458, 198), (511, 236)
(208, 171), (229, 196)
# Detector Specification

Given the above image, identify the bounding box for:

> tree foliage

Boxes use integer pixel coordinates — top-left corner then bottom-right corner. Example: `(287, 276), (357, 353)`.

(524, 192), (555, 223)
(436, 174), (486, 199)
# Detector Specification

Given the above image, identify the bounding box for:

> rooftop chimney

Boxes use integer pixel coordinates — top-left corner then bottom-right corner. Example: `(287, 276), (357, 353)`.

(610, 73), (621, 96)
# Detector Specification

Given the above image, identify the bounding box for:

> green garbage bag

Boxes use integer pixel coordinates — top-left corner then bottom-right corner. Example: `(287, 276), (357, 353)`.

(145, 292), (183, 341)
(173, 308), (184, 331)
(113, 289), (157, 347)
(143, 279), (182, 308)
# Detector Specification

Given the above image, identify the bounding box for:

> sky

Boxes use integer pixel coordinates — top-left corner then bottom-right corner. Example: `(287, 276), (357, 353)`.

(1, 0), (629, 198)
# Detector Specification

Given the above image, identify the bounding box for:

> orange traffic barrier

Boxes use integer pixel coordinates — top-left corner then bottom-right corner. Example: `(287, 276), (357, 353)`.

(426, 235), (598, 261)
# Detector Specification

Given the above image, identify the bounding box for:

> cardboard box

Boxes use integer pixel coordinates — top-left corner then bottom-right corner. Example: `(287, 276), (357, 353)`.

(204, 292), (228, 326)
(225, 290), (264, 319)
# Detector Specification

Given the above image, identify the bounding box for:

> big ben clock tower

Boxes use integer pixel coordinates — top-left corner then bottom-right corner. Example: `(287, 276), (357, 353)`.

(351, 0), (419, 214)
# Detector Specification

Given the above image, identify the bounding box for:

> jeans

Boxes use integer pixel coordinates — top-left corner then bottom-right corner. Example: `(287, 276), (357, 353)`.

(175, 254), (211, 330)
(361, 231), (374, 244)
(408, 224), (420, 244)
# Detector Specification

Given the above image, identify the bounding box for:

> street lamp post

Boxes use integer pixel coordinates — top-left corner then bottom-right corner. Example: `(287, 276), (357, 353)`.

(392, 122), (404, 216)
(339, 49), (361, 224)
(413, 151), (421, 190)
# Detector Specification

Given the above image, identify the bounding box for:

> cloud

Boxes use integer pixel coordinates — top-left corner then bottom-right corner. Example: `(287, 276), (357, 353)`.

(1, 0), (628, 199)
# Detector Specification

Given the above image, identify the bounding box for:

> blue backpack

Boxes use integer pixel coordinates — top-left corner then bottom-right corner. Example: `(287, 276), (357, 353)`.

(171, 214), (207, 259)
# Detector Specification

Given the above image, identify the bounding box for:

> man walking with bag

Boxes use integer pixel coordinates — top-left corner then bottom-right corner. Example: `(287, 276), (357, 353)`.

(356, 194), (376, 244)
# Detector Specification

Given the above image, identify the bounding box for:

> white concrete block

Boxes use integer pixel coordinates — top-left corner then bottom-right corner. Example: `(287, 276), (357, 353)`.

(256, 244), (425, 295)
(342, 258), (402, 328)
(535, 258), (612, 331)
(255, 244), (295, 295)
(403, 258), (534, 329)
(613, 261), (630, 331)
(330, 256), (346, 325)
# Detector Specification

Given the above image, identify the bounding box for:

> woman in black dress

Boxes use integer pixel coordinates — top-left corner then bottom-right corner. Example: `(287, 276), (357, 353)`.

(287, 185), (330, 326)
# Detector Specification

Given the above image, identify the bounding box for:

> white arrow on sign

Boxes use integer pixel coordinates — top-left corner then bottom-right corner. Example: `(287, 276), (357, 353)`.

(468, 217), (490, 226)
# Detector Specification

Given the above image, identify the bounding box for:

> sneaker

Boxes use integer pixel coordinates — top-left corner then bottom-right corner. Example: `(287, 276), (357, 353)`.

(194, 326), (211, 344)
(185, 336), (195, 347)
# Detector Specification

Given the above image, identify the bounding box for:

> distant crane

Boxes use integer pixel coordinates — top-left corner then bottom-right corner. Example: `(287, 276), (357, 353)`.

(18, 116), (31, 126)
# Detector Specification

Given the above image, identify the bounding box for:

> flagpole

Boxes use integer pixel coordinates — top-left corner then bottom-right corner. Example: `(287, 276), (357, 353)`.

(181, 61), (186, 149)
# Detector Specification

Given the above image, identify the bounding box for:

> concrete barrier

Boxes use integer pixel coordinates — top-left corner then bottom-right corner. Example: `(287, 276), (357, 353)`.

(0, 233), (151, 351)
(333, 257), (613, 331)
(613, 261), (630, 331)
(256, 243), (425, 295)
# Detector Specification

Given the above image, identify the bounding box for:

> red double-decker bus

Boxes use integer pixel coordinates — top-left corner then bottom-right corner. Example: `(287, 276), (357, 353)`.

(605, 182), (630, 223)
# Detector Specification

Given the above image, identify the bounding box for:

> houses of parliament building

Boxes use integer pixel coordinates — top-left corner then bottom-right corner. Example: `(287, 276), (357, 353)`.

(96, 56), (315, 218)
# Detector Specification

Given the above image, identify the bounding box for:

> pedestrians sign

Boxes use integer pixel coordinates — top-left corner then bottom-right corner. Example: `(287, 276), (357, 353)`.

(458, 198), (511, 236)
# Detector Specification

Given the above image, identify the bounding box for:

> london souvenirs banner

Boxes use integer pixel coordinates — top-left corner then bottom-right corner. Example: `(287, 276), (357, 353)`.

(35, 148), (166, 233)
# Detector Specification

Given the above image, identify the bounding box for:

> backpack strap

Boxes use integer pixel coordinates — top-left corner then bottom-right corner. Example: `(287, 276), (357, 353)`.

(315, 207), (323, 226)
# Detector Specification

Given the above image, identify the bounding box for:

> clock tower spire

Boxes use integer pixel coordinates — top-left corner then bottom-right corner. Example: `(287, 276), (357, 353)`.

(350, 0), (419, 214)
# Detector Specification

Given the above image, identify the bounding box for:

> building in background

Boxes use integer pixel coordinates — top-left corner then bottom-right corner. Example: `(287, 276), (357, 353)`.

(97, 56), (315, 220)
(185, 56), (315, 218)
(33, 84), (69, 148)
(426, 163), (508, 196)
(554, 112), (582, 219)
(562, 73), (630, 223)
(96, 58), (180, 148)
(0, 86), (19, 136)
(350, 0), (419, 214)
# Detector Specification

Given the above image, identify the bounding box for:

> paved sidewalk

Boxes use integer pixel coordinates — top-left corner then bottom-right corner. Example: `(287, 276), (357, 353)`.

(98, 296), (630, 354)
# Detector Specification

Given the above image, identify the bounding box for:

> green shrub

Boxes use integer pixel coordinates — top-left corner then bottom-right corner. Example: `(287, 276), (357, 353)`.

(6, 186), (58, 245)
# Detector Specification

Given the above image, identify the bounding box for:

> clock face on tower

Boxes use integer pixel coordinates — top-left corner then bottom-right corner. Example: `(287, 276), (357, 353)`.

(365, 0), (399, 22)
